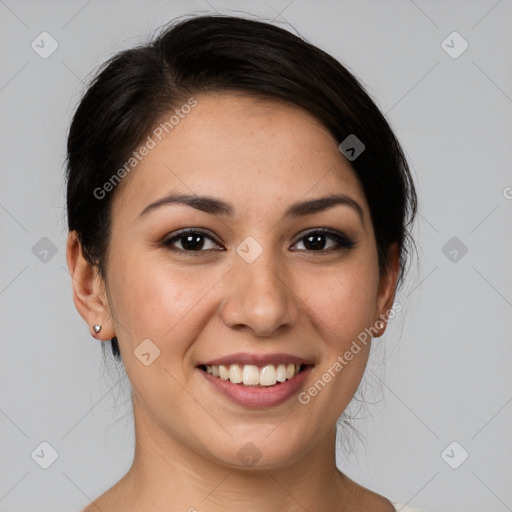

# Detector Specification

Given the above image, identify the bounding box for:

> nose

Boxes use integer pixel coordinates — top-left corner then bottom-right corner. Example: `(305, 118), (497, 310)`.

(219, 246), (300, 337)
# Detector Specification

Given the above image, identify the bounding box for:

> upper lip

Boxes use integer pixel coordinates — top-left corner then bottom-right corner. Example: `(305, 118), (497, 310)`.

(197, 352), (315, 367)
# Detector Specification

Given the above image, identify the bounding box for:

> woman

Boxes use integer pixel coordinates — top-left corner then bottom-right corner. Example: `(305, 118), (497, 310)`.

(65, 14), (421, 511)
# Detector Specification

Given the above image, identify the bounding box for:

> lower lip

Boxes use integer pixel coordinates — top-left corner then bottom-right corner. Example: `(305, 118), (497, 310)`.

(198, 366), (313, 408)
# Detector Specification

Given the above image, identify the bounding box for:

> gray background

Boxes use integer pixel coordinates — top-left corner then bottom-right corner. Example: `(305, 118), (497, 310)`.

(1, 1), (511, 511)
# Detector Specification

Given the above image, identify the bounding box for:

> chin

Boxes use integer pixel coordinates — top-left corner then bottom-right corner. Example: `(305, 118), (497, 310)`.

(197, 428), (317, 472)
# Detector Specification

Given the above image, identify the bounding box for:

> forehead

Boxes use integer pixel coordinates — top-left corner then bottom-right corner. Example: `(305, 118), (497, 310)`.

(111, 93), (369, 222)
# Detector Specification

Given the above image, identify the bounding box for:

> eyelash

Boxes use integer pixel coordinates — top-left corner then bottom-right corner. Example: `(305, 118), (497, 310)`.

(162, 228), (356, 254)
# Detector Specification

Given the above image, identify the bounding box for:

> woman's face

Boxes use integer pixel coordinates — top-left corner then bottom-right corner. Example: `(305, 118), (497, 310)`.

(88, 93), (397, 469)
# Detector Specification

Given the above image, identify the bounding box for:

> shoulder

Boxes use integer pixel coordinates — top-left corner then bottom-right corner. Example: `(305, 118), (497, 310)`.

(80, 505), (99, 512)
(390, 502), (425, 512)
(78, 489), (117, 512)
(78, 476), (135, 512)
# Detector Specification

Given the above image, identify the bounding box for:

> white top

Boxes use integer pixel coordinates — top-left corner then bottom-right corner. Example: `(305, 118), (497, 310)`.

(391, 502), (424, 512)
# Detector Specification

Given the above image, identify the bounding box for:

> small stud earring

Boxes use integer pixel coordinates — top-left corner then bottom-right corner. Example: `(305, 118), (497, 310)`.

(93, 324), (101, 333)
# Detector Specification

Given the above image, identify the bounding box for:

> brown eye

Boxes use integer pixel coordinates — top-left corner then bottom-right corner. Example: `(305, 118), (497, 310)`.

(292, 230), (356, 252)
(163, 230), (223, 252)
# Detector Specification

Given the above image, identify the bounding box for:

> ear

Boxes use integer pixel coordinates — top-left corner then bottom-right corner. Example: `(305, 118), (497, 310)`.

(373, 243), (400, 338)
(66, 231), (116, 340)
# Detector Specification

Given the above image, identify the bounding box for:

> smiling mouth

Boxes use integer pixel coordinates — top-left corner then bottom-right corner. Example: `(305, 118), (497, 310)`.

(198, 363), (309, 387)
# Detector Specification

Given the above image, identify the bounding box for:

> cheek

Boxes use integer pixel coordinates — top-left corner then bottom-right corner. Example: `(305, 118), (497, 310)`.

(107, 255), (210, 401)
(299, 263), (380, 348)
(107, 251), (223, 352)
(295, 269), (379, 416)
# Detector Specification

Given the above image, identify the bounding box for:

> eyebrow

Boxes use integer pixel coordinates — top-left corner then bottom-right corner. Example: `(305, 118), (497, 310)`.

(138, 192), (364, 224)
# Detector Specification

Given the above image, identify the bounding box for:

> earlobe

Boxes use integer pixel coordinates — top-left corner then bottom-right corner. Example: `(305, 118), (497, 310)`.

(66, 231), (116, 340)
(373, 243), (400, 338)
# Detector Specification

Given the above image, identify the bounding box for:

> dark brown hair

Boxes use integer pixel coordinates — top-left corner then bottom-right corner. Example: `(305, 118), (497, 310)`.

(66, 14), (417, 359)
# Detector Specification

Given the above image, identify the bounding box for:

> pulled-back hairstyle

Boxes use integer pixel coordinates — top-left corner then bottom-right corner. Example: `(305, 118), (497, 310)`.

(66, 14), (417, 359)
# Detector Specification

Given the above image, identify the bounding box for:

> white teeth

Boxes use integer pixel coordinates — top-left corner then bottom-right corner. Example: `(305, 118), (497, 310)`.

(229, 364), (243, 383)
(203, 363), (304, 386)
(276, 364), (287, 382)
(242, 365), (260, 385)
(219, 364), (229, 380)
(260, 365), (277, 386)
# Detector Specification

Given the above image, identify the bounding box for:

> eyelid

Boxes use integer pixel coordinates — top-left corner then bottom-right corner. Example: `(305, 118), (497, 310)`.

(162, 228), (225, 249)
(162, 227), (356, 252)
(290, 228), (356, 250)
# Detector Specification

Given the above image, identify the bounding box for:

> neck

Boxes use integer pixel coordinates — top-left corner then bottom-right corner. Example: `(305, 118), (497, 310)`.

(116, 398), (358, 512)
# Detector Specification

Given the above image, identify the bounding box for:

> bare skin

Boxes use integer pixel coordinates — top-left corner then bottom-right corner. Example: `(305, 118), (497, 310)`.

(67, 92), (399, 512)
